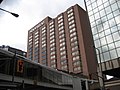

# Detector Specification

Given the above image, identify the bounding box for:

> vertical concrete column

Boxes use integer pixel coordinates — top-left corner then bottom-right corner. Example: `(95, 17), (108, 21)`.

(72, 77), (82, 90)
(85, 80), (89, 90)
(98, 71), (104, 90)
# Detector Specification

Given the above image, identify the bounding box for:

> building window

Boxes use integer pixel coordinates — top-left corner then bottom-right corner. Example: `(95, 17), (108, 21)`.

(70, 32), (76, 37)
(50, 39), (55, 43)
(68, 20), (74, 25)
(59, 38), (65, 43)
(61, 65), (68, 70)
(35, 37), (39, 42)
(58, 26), (64, 31)
(42, 51), (46, 54)
(34, 44), (38, 48)
(67, 8), (73, 14)
(59, 30), (64, 35)
(49, 21), (54, 26)
(42, 26), (46, 30)
(50, 47), (55, 51)
(42, 33), (46, 37)
(29, 38), (32, 42)
(60, 51), (66, 56)
(72, 51), (79, 56)
(72, 46), (79, 51)
(68, 16), (74, 21)
(58, 22), (63, 27)
(50, 35), (55, 40)
(59, 34), (65, 39)
(51, 64), (56, 68)
(42, 30), (46, 34)
(29, 35), (33, 39)
(42, 44), (46, 47)
(50, 28), (54, 32)
(60, 42), (65, 47)
(42, 40), (46, 44)
(61, 60), (67, 65)
(50, 55), (56, 59)
(50, 31), (55, 36)
(51, 59), (56, 63)
(42, 55), (46, 59)
(49, 25), (54, 29)
(42, 47), (46, 51)
(69, 23), (75, 29)
(28, 41), (32, 45)
(68, 12), (74, 18)
(35, 41), (38, 45)
(42, 37), (46, 41)
(50, 51), (55, 55)
(42, 59), (47, 65)
(61, 55), (66, 60)
(58, 15), (63, 20)
(70, 36), (77, 42)
(73, 66), (81, 71)
(58, 18), (63, 24)
(60, 46), (65, 51)
(71, 41), (78, 47)
(73, 55), (80, 61)
(35, 34), (39, 38)
(50, 43), (55, 47)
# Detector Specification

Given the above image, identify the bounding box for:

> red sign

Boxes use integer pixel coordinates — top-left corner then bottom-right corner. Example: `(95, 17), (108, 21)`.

(17, 60), (24, 73)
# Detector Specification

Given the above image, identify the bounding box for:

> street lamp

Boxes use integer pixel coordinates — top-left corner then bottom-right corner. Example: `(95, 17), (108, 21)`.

(0, 0), (3, 4)
(93, 46), (105, 90)
(0, 8), (19, 17)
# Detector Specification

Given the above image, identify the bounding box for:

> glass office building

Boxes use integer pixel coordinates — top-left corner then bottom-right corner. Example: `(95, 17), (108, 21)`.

(85, 0), (120, 62)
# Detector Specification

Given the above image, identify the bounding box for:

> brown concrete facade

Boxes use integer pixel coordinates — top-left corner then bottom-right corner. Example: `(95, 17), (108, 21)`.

(27, 4), (97, 78)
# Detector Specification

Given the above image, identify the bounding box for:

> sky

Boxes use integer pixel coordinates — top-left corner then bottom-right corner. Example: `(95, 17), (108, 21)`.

(0, 0), (85, 51)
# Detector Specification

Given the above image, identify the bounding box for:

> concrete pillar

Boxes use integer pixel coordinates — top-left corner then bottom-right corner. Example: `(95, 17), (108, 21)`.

(72, 77), (82, 90)
(85, 80), (89, 90)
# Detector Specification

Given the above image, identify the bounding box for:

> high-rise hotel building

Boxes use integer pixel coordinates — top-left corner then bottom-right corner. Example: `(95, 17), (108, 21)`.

(84, 0), (120, 62)
(27, 4), (97, 77)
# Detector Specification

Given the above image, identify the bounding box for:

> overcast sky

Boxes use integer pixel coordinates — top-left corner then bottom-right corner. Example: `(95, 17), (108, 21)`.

(0, 0), (85, 51)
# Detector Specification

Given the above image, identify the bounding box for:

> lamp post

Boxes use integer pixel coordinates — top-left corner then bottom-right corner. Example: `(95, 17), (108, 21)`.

(0, 8), (19, 17)
(93, 46), (105, 90)
(0, 0), (3, 4)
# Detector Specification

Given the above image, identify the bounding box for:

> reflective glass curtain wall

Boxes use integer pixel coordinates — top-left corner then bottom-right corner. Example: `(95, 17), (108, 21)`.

(85, 0), (120, 62)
